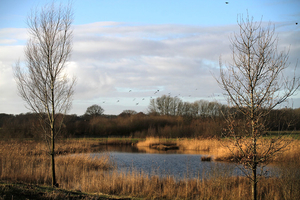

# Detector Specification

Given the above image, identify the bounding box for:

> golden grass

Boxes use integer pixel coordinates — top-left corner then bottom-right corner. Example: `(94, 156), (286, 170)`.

(273, 139), (300, 163)
(136, 137), (222, 153)
(1, 139), (300, 199)
(135, 137), (300, 164)
(136, 137), (168, 147)
(56, 154), (112, 171)
(177, 138), (222, 153)
(213, 138), (300, 163)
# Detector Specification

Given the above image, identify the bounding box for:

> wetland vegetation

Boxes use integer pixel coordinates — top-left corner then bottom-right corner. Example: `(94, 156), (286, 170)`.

(1, 106), (300, 199)
(1, 137), (300, 199)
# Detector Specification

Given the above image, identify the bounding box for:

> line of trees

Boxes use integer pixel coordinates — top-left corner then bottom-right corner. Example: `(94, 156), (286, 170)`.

(1, 99), (299, 139)
(148, 95), (228, 118)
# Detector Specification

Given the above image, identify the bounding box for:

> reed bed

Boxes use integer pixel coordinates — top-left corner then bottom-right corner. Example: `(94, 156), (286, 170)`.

(273, 139), (300, 163)
(137, 137), (300, 163)
(212, 138), (300, 163)
(1, 139), (300, 199)
(177, 137), (222, 153)
(136, 137), (170, 147)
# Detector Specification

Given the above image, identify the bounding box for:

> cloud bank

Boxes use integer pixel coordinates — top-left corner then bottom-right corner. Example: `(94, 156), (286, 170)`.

(0, 22), (299, 115)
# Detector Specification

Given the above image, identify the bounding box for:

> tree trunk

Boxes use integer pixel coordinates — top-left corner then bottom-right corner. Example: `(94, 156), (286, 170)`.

(51, 76), (57, 187)
(252, 119), (257, 200)
(51, 129), (57, 187)
(252, 166), (257, 200)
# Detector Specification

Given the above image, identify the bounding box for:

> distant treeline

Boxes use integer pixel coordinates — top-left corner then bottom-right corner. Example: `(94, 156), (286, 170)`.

(1, 98), (300, 139)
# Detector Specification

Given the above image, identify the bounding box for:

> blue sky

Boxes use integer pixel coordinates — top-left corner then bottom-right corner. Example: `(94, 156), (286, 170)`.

(0, 0), (299, 115)
(1, 0), (298, 27)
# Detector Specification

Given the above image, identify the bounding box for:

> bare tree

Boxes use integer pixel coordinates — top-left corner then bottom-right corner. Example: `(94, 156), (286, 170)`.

(148, 95), (183, 116)
(14, 2), (75, 187)
(85, 104), (105, 116)
(218, 14), (299, 200)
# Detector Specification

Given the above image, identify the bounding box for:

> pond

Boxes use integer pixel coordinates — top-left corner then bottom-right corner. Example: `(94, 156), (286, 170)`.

(88, 145), (276, 180)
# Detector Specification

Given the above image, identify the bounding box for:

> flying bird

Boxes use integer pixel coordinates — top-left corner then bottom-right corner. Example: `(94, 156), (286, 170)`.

(225, 1), (229, 4)
(296, 22), (298, 25)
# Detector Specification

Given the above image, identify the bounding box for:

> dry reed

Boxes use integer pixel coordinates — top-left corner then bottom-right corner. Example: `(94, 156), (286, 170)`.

(136, 137), (169, 147)
(1, 139), (300, 199)
(134, 137), (300, 163)
(176, 138), (222, 153)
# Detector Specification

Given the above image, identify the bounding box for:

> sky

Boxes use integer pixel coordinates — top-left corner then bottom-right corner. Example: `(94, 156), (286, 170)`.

(0, 0), (299, 116)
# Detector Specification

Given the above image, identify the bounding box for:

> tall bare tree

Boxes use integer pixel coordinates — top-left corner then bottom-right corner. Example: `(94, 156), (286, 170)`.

(218, 14), (299, 200)
(14, 2), (75, 187)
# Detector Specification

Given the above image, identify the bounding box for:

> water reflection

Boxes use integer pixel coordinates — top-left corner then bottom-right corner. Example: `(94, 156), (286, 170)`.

(89, 145), (255, 180)
(92, 144), (212, 155)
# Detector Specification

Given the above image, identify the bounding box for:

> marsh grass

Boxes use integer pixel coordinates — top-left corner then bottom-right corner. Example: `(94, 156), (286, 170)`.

(136, 137), (300, 163)
(177, 137), (222, 152)
(136, 137), (168, 147)
(1, 139), (300, 199)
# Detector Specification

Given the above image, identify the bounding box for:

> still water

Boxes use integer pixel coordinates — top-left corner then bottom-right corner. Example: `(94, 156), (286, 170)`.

(87, 145), (275, 180)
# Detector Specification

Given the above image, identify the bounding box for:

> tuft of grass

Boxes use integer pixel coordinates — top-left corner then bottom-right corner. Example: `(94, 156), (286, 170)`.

(201, 156), (212, 161)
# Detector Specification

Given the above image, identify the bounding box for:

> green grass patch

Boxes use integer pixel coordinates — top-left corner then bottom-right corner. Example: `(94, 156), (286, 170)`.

(264, 131), (300, 139)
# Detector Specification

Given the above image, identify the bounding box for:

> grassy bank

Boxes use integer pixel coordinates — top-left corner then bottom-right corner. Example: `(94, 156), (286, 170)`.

(1, 138), (300, 199)
(0, 181), (136, 200)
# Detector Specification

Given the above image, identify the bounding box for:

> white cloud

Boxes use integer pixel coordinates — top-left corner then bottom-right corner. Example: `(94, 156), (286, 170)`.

(67, 23), (236, 114)
(0, 27), (28, 44)
(0, 22), (299, 115)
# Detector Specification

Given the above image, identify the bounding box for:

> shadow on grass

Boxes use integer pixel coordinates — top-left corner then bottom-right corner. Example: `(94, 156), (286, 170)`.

(0, 181), (135, 200)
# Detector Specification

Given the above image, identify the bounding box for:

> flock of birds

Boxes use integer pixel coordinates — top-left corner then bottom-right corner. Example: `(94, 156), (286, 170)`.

(103, 89), (162, 106)
(100, 88), (222, 107)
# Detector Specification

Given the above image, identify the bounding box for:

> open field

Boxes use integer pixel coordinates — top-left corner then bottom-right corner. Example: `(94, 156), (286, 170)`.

(1, 138), (300, 199)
